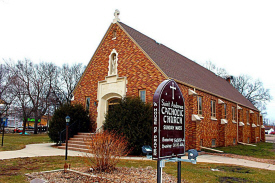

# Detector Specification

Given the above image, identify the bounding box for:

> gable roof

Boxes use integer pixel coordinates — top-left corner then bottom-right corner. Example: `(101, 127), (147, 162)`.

(119, 22), (258, 111)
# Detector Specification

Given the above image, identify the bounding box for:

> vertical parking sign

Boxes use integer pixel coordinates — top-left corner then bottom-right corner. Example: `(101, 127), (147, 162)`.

(152, 79), (185, 160)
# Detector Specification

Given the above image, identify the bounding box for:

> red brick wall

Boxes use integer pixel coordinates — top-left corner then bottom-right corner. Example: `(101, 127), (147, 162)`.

(73, 23), (166, 127)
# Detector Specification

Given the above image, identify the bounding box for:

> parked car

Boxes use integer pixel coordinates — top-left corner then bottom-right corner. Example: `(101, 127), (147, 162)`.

(270, 131), (275, 135)
(14, 128), (23, 133)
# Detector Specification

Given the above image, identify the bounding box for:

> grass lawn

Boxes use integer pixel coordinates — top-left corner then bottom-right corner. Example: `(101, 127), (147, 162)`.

(0, 156), (274, 183)
(0, 133), (51, 151)
(0, 134), (274, 182)
(215, 142), (275, 159)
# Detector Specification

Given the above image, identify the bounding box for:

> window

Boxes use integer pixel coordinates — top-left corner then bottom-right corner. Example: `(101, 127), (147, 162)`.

(212, 139), (216, 147)
(197, 96), (202, 116)
(211, 100), (216, 118)
(200, 139), (203, 147)
(247, 137), (250, 143)
(233, 138), (236, 145)
(85, 97), (90, 111)
(139, 89), (146, 102)
(232, 106), (236, 121)
(224, 104), (227, 119)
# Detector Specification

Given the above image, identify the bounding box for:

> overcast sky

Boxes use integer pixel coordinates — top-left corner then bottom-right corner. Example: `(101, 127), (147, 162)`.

(1, 0), (274, 122)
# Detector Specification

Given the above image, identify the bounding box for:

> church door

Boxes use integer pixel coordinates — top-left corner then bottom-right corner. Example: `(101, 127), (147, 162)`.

(108, 98), (120, 112)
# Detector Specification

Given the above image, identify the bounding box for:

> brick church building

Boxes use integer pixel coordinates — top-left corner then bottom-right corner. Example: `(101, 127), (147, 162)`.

(73, 10), (265, 150)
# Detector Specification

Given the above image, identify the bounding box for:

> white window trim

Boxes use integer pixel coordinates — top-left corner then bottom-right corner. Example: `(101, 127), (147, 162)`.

(197, 96), (203, 116)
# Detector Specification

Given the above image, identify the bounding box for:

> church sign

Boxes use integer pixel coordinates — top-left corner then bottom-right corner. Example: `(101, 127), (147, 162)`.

(153, 79), (185, 160)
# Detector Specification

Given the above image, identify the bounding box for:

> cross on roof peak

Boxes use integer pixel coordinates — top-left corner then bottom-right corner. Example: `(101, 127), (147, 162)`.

(113, 9), (120, 24)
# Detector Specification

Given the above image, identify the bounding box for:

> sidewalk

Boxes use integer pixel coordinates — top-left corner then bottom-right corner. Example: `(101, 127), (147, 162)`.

(0, 143), (83, 160)
(0, 143), (275, 171)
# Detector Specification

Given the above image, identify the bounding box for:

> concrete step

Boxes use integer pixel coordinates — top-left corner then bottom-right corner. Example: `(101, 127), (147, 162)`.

(69, 137), (87, 141)
(58, 132), (96, 153)
(68, 140), (86, 144)
(58, 146), (90, 153)
(73, 134), (92, 139)
(77, 132), (94, 136)
(60, 143), (88, 149)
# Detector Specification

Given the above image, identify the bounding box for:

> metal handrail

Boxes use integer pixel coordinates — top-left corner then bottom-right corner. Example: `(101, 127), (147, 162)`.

(95, 125), (103, 134)
(59, 121), (78, 145)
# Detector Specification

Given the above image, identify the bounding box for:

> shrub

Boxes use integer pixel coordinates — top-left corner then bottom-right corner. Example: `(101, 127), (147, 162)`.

(48, 103), (94, 143)
(84, 130), (129, 172)
(103, 96), (152, 155)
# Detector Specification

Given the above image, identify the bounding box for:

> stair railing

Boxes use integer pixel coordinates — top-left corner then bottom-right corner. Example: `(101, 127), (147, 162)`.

(95, 125), (104, 134)
(59, 121), (80, 145)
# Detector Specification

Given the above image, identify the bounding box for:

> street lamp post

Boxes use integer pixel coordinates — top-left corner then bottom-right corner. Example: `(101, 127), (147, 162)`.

(2, 116), (6, 147)
(65, 116), (70, 160)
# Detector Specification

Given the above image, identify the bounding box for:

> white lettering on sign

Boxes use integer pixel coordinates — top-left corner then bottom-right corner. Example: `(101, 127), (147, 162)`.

(173, 142), (180, 148)
(161, 107), (184, 117)
(154, 108), (158, 125)
(163, 125), (174, 130)
(153, 149), (157, 156)
(162, 144), (172, 149)
(163, 116), (182, 124)
(174, 138), (184, 142)
(162, 137), (174, 142)
(171, 101), (184, 109)
(161, 99), (170, 107)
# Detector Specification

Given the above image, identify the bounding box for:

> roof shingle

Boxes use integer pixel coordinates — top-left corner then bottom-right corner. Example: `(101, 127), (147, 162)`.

(119, 22), (257, 111)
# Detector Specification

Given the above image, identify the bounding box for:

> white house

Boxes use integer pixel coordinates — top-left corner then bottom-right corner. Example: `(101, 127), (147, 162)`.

(265, 127), (274, 134)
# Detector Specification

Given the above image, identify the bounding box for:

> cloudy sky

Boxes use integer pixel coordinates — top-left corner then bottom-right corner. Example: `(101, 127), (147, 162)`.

(1, 0), (274, 122)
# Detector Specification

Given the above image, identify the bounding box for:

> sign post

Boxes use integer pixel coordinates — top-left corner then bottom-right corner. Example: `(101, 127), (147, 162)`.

(153, 79), (185, 182)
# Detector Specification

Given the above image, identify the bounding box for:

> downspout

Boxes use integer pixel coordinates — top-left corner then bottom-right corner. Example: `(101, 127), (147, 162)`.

(259, 112), (261, 142)
(237, 104), (239, 143)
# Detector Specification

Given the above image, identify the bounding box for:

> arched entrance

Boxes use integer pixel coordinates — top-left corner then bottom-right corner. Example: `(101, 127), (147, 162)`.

(96, 92), (123, 130)
(96, 75), (127, 130)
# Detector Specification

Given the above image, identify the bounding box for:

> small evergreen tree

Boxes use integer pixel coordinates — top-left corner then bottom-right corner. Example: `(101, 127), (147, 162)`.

(48, 103), (94, 143)
(104, 97), (152, 155)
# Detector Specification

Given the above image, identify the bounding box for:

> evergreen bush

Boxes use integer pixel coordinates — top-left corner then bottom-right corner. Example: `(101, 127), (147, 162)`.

(48, 103), (94, 144)
(103, 97), (152, 155)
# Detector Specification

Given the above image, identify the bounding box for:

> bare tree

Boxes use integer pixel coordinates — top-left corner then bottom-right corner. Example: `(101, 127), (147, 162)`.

(231, 75), (271, 111)
(8, 59), (59, 134)
(56, 63), (85, 104)
(0, 63), (15, 118)
(202, 61), (272, 111)
(5, 59), (85, 134)
(202, 60), (228, 78)
(10, 73), (33, 134)
(29, 62), (59, 134)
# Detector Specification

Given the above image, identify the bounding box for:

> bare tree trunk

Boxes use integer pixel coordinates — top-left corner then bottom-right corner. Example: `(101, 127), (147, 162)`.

(22, 118), (27, 135)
